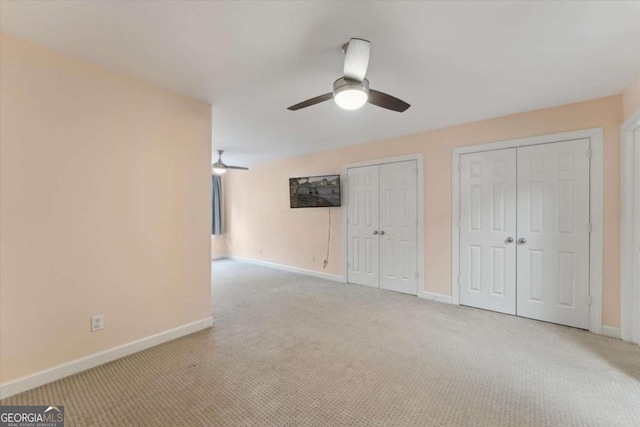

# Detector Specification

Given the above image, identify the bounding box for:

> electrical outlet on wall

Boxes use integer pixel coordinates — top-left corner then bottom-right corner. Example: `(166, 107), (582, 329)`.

(91, 314), (104, 332)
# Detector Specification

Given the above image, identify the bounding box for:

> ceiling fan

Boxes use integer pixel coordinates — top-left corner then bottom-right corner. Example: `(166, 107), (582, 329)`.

(211, 150), (249, 175)
(287, 38), (410, 113)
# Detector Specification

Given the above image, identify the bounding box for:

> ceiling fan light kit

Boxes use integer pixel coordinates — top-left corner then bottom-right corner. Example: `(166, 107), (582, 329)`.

(287, 38), (410, 113)
(333, 77), (369, 110)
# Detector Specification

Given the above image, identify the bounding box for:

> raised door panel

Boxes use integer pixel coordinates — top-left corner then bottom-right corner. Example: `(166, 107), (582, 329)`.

(379, 161), (418, 295)
(347, 166), (379, 287)
(516, 139), (590, 329)
(459, 149), (517, 314)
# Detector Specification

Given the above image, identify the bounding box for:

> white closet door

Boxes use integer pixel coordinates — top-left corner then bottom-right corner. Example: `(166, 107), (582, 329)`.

(347, 165), (380, 287)
(459, 149), (517, 314)
(516, 139), (591, 329)
(379, 161), (418, 295)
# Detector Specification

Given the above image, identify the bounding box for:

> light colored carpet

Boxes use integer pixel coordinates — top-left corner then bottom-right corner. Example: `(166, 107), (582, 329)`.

(3, 259), (640, 426)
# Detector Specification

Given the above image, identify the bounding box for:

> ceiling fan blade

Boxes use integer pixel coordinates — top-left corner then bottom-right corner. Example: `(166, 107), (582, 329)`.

(343, 38), (370, 82)
(225, 165), (249, 170)
(287, 93), (333, 111)
(367, 89), (410, 112)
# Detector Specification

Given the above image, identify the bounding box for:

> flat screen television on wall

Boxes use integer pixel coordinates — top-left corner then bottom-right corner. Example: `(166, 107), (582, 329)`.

(289, 175), (341, 208)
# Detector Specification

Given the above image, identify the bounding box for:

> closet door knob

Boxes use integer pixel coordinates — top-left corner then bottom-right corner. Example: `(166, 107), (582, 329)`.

(518, 238), (527, 244)
(380, 230), (385, 235)
(506, 237), (514, 243)
(373, 230), (378, 235)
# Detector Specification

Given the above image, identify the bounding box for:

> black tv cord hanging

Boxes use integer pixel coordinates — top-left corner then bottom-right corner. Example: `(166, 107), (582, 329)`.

(324, 207), (331, 269)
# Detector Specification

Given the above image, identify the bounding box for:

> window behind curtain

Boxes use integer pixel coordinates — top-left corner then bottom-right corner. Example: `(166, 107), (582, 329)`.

(212, 175), (223, 235)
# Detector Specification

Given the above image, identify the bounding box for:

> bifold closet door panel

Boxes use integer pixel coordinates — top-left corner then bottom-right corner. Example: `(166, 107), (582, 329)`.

(516, 139), (591, 329)
(346, 165), (380, 287)
(459, 149), (517, 314)
(379, 160), (418, 295)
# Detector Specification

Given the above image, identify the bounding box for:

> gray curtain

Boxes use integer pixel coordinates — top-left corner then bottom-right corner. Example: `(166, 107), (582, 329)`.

(212, 175), (224, 235)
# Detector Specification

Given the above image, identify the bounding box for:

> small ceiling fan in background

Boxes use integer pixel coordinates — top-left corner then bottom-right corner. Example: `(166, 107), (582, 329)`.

(287, 38), (410, 113)
(211, 150), (249, 175)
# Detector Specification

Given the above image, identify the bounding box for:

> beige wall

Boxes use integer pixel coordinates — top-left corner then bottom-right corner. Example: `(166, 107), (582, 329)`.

(211, 235), (228, 258)
(0, 35), (212, 383)
(623, 74), (640, 121)
(225, 95), (623, 327)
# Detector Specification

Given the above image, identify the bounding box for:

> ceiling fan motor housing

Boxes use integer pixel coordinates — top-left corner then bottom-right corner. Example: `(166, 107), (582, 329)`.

(333, 77), (370, 97)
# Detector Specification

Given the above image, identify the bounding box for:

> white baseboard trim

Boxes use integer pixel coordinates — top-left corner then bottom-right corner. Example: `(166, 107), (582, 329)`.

(0, 317), (213, 399)
(601, 325), (622, 339)
(228, 256), (345, 283)
(418, 290), (452, 304)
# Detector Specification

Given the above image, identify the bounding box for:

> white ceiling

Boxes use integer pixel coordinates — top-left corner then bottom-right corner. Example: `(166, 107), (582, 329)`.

(2, 1), (640, 167)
